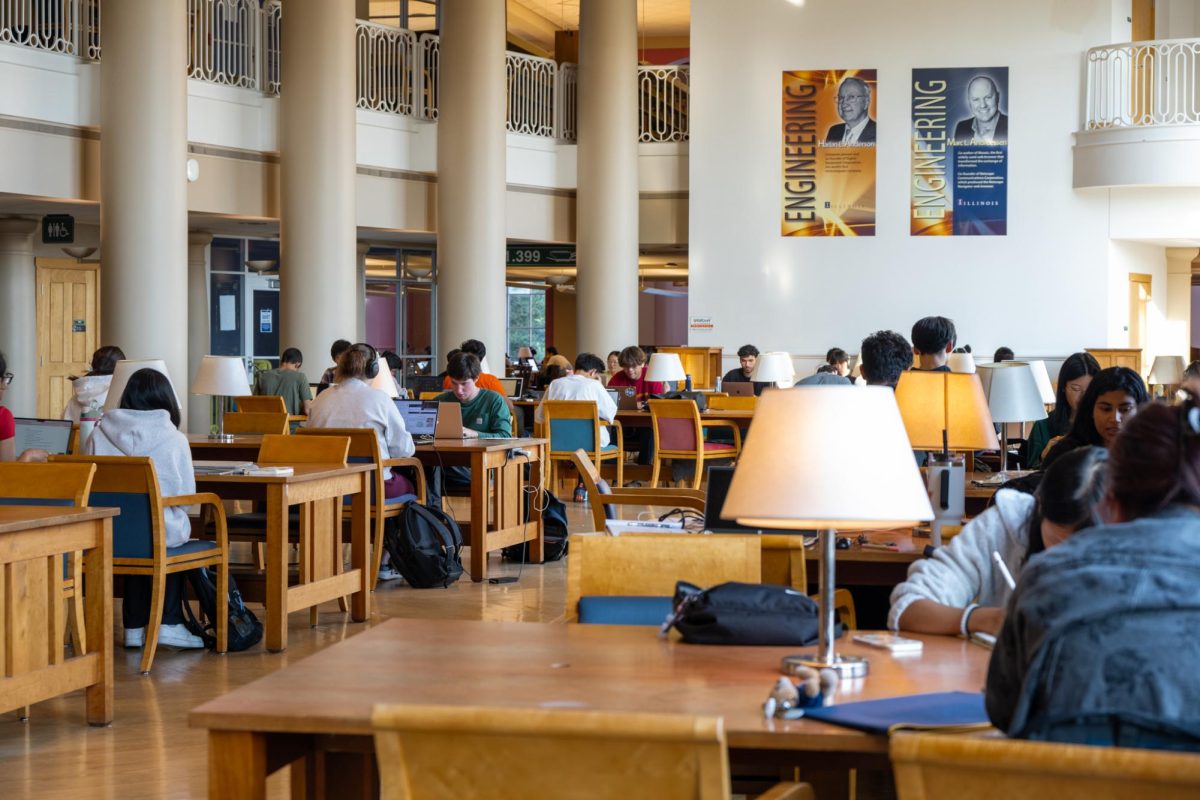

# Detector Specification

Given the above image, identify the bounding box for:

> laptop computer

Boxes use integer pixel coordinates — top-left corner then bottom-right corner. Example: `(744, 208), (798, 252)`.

(614, 386), (639, 410)
(499, 376), (523, 398)
(703, 465), (764, 534)
(395, 399), (440, 441)
(606, 389), (621, 406)
(433, 401), (525, 441)
(14, 417), (73, 455)
(724, 381), (755, 397)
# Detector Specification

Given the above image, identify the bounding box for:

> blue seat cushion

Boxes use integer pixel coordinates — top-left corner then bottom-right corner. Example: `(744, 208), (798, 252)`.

(167, 539), (219, 558)
(90, 491), (153, 559)
(550, 418), (598, 453)
(577, 596), (673, 626)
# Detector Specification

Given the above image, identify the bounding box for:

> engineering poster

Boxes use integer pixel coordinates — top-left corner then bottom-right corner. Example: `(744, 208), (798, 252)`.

(781, 69), (877, 237)
(910, 67), (1009, 236)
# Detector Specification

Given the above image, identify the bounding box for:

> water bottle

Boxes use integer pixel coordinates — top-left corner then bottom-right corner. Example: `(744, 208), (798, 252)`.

(715, 376), (722, 392)
(573, 480), (588, 505)
(685, 374), (693, 392)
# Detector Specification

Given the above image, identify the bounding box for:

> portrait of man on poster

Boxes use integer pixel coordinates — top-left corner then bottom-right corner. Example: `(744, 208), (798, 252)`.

(952, 74), (1008, 144)
(824, 76), (876, 144)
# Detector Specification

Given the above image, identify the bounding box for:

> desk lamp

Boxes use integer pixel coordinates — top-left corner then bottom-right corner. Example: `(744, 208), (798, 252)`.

(722, 386), (933, 678)
(645, 352), (687, 391)
(1025, 360), (1056, 405)
(1148, 355), (1185, 399)
(977, 363), (1047, 479)
(192, 355), (252, 439)
(105, 359), (177, 414)
(947, 352), (976, 374)
(368, 358), (401, 398)
(895, 371), (997, 545)
(751, 352), (795, 389)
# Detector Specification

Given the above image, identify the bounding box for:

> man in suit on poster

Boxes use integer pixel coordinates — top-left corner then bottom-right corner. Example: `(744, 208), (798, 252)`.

(825, 76), (876, 144)
(953, 75), (1008, 144)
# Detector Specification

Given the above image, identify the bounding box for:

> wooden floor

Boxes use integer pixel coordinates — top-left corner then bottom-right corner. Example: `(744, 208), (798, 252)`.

(0, 499), (615, 799)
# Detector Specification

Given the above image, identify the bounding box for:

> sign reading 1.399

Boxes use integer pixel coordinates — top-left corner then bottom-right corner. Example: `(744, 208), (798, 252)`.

(42, 214), (75, 244)
(505, 244), (575, 267)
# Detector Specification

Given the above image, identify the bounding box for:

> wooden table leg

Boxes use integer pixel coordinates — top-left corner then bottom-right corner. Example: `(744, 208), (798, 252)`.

(266, 484), (289, 652)
(528, 445), (545, 563)
(469, 450), (487, 581)
(209, 730), (267, 800)
(84, 518), (112, 727)
(349, 471), (369, 622)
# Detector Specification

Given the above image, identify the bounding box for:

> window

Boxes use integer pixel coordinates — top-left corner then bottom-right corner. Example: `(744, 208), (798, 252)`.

(506, 286), (546, 359)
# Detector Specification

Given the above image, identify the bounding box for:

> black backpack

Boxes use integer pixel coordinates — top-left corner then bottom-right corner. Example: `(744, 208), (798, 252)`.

(503, 489), (569, 562)
(181, 567), (263, 652)
(383, 503), (464, 588)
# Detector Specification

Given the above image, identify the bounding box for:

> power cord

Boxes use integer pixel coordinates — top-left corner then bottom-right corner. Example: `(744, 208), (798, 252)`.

(489, 450), (547, 584)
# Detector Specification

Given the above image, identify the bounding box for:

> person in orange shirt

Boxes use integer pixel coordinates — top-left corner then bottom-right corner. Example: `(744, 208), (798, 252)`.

(442, 339), (504, 394)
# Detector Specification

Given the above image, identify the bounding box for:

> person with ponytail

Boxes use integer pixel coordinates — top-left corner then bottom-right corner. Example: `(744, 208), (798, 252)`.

(987, 399), (1200, 749)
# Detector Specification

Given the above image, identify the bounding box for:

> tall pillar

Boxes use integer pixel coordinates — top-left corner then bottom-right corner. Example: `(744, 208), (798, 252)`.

(280, 0), (358, 372)
(187, 232), (213, 434)
(576, 0), (639, 356)
(436, 0), (507, 363)
(1165, 247), (1193, 361)
(100, 0), (189, 422)
(0, 219), (38, 416)
(356, 242), (370, 343)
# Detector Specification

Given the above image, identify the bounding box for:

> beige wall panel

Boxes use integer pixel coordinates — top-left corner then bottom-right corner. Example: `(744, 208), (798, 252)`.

(187, 154), (278, 219)
(638, 196), (688, 247)
(356, 172), (436, 233)
(0, 127), (98, 202)
(505, 189), (575, 243)
(551, 288), (577, 359)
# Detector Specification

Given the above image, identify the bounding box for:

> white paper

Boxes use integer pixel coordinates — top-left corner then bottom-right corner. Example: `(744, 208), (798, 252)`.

(218, 295), (236, 331)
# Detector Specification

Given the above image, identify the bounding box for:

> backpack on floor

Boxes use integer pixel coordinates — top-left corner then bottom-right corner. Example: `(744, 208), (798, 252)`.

(181, 567), (263, 652)
(503, 489), (569, 563)
(384, 503), (464, 588)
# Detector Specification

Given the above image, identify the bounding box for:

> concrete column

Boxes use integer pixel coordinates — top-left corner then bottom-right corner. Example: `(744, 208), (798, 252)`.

(576, 0), (639, 356)
(436, 0), (507, 363)
(280, 0), (358, 374)
(100, 0), (189, 423)
(0, 218), (38, 416)
(187, 232), (214, 434)
(1166, 247), (1193, 361)
(356, 242), (370, 343)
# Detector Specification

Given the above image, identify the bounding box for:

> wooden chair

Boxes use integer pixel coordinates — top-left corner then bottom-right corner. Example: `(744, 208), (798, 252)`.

(52, 455), (229, 674)
(706, 394), (757, 411)
(891, 731), (1200, 800)
(257, 433), (348, 465)
(0, 462), (97, 657)
(564, 533), (761, 623)
(233, 395), (287, 414)
(648, 399), (740, 489)
(418, 391), (441, 401)
(543, 400), (624, 492)
(222, 411), (289, 436)
(372, 703), (813, 800)
(570, 449), (704, 532)
(296, 428), (426, 590)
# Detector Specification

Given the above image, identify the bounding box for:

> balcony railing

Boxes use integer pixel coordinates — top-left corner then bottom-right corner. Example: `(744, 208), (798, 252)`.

(0, 0), (690, 142)
(1085, 38), (1200, 129)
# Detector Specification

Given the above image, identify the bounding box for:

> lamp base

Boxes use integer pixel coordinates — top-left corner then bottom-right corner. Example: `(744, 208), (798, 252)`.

(207, 433), (235, 442)
(780, 653), (869, 679)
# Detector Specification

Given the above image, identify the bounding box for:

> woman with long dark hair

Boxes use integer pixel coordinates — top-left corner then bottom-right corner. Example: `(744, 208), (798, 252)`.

(1040, 365), (1147, 469)
(1022, 352), (1100, 468)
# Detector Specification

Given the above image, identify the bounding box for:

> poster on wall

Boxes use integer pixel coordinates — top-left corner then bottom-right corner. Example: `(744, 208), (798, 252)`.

(910, 67), (1009, 236)
(781, 69), (877, 237)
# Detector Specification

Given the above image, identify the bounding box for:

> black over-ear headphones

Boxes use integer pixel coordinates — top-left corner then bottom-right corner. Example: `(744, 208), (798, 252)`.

(355, 343), (380, 379)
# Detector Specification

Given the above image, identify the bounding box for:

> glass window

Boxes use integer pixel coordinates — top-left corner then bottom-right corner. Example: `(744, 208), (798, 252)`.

(507, 286), (546, 359)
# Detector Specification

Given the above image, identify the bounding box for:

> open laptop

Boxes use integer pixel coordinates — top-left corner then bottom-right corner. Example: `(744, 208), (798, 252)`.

(395, 399), (440, 442)
(14, 418), (73, 455)
(703, 465), (764, 534)
(724, 381), (755, 397)
(499, 376), (523, 398)
(434, 401), (524, 441)
(606, 389), (621, 406)
(614, 386), (639, 410)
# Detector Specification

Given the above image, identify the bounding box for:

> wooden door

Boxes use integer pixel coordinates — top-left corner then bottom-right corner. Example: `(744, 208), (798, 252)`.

(1129, 273), (1151, 359)
(36, 260), (100, 419)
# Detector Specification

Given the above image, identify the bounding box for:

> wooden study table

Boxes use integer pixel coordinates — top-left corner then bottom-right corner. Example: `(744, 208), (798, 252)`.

(193, 464), (374, 652)
(0, 506), (116, 726)
(191, 617), (990, 799)
(412, 438), (546, 581)
(187, 433), (264, 462)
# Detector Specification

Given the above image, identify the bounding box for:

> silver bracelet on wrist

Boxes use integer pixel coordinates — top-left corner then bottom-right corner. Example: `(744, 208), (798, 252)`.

(960, 603), (980, 638)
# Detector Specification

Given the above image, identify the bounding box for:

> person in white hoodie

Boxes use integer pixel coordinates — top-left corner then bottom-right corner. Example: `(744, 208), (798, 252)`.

(61, 345), (125, 422)
(889, 446), (1109, 638)
(86, 367), (205, 650)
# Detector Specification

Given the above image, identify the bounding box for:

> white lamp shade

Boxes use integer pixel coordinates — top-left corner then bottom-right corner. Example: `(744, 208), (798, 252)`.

(104, 359), (177, 412)
(191, 355), (252, 397)
(723, 387), (933, 529)
(895, 371), (999, 450)
(1024, 360), (1056, 405)
(367, 359), (400, 398)
(517, 346), (533, 359)
(645, 352), (687, 384)
(976, 363), (1049, 424)
(1148, 355), (1185, 385)
(848, 353), (862, 378)
(947, 352), (976, 374)
(751, 352), (795, 384)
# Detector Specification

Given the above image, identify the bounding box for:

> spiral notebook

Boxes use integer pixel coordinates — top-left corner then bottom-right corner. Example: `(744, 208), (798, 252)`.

(802, 691), (991, 735)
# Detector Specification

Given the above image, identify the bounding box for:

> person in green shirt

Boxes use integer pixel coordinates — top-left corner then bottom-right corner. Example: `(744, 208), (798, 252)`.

(253, 347), (313, 416)
(425, 352), (513, 510)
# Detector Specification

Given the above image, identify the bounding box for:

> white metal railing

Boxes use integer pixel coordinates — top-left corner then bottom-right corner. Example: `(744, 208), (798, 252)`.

(557, 62), (577, 141)
(80, 0), (99, 60)
(187, 0), (260, 90)
(638, 65), (689, 142)
(1085, 38), (1200, 129)
(0, 0), (78, 55)
(262, 0), (280, 95)
(357, 20), (416, 115)
(506, 51), (556, 136)
(417, 33), (439, 120)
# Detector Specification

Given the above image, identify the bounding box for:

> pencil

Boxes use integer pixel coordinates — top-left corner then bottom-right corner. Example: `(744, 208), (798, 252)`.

(992, 551), (1017, 590)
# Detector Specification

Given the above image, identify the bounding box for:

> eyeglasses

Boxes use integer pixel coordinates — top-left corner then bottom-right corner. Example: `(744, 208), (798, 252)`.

(1, 373), (12, 386)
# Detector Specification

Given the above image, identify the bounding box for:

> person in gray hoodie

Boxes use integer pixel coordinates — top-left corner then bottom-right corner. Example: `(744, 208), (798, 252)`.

(86, 367), (204, 650)
(61, 345), (124, 422)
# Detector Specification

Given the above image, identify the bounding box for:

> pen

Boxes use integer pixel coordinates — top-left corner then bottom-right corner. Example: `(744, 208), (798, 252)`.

(860, 542), (899, 551)
(992, 551), (1017, 591)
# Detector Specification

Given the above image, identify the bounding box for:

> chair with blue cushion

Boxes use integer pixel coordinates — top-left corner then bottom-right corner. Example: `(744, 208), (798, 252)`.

(542, 400), (624, 493)
(296, 428), (425, 594)
(564, 532), (761, 624)
(0, 462), (97, 659)
(52, 455), (229, 674)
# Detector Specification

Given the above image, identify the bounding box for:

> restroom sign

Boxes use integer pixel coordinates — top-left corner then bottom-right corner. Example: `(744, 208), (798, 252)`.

(42, 214), (74, 244)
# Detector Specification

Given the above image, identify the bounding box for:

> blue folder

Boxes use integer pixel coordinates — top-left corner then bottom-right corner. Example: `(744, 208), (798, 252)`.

(802, 691), (990, 735)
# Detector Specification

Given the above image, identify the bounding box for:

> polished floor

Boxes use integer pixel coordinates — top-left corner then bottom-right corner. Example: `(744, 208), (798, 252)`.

(0, 500), (622, 799)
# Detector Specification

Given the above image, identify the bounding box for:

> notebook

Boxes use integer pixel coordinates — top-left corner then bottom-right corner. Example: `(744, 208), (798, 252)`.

(14, 417), (73, 455)
(395, 399), (440, 440)
(801, 691), (991, 735)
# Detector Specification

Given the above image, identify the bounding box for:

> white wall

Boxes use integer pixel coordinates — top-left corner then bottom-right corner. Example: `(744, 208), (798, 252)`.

(689, 0), (1118, 365)
(1157, 0), (1200, 38)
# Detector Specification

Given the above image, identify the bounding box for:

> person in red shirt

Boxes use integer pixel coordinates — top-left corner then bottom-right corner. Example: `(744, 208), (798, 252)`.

(605, 346), (666, 401)
(0, 350), (14, 462)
